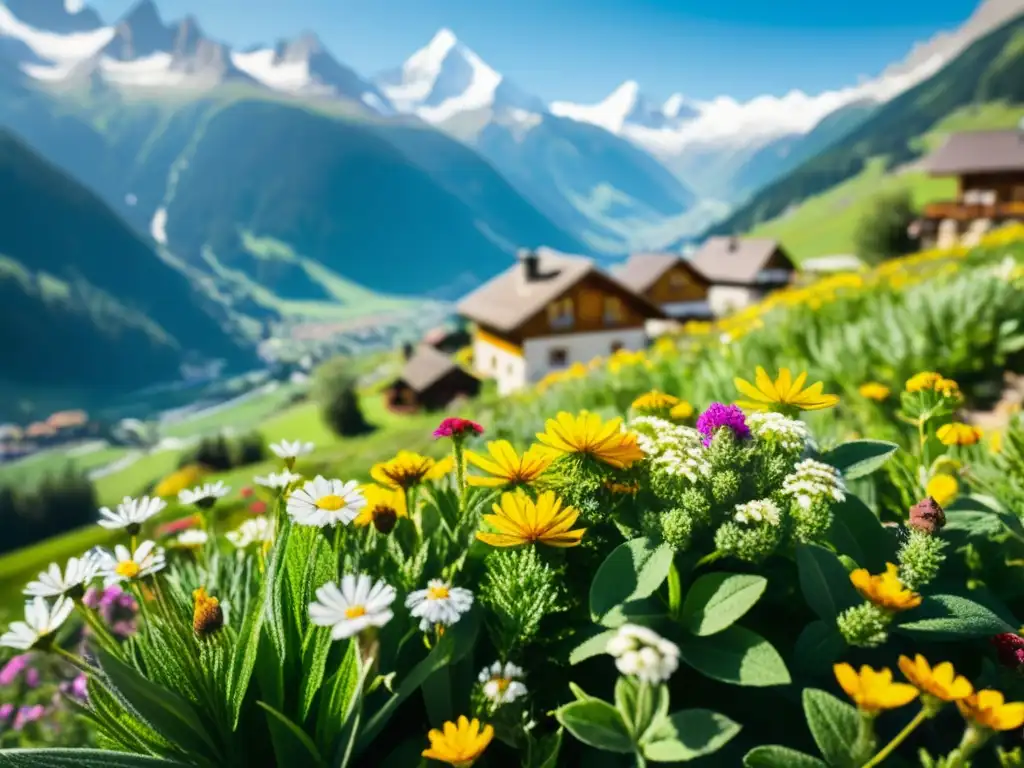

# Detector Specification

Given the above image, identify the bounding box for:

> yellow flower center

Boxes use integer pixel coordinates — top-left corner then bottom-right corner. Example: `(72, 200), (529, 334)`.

(493, 677), (510, 692)
(316, 494), (345, 511)
(427, 585), (450, 600)
(115, 561), (140, 579)
(345, 605), (367, 619)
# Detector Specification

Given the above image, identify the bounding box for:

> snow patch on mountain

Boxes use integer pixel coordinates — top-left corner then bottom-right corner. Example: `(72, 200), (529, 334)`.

(0, 5), (113, 64)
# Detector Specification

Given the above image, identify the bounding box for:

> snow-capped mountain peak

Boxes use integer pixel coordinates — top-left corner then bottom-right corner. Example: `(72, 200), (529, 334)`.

(3, 0), (102, 34)
(551, 79), (674, 133)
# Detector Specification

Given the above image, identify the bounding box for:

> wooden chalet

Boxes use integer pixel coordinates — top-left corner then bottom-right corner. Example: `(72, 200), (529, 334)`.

(383, 344), (480, 413)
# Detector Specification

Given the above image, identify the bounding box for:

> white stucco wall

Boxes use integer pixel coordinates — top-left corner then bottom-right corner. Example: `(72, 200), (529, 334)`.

(523, 328), (647, 387)
(473, 337), (527, 396)
(707, 285), (760, 316)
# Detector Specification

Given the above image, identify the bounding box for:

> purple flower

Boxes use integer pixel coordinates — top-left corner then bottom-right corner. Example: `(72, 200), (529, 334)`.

(696, 403), (751, 447)
(0, 703), (12, 721)
(24, 669), (39, 689)
(13, 704), (44, 730)
(0, 655), (29, 686)
(71, 674), (88, 701)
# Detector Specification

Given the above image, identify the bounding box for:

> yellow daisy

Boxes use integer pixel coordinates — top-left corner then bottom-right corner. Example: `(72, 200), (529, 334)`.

(734, 366), (839, 411)
(898, 655), (973, 703)
(631, 390), (679, 414)
(905, 371), (943, 393)
(956, 690), (1024, 732)
(422, 716), (494, 767)
(858, 382), (891, 401)
(476, 490), (585, 548)
(354, 484), (407, 534)
(936, 423), (982, 446)
(669, 400), (694, 420)
(834, 663), (919, 714)
(849, 563), (922, 612)
(464, 440), (552, 487)
(535, 411), (645, 469)
(371, 451), (437, 490)
(926, 474), (959, 507)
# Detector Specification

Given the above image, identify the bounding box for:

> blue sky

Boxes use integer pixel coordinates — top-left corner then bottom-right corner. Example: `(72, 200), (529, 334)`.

(90, 0), (982, 102)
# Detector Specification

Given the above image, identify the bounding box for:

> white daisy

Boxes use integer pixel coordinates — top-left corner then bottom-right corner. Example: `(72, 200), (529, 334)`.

(405, 579), (474, 632)
(96, 541), (166, 585)
(0, 596), (75, 651)
(175, 529), (209, 549)
(606, 624), (680, 684)
(286, 476), (365, 528)
(478, 661), (528, 706)
(226, 517), (273, 549)
(308, 574), (396, 641)
(179, 481), (231, 508)
(23, 556), (98, 599)
(97, 495), (166, 532)
(269, 440), (315, 462)
(254, 470), (303, 489)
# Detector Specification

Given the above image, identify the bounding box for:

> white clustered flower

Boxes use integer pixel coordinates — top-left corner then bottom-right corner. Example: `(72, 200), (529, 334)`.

(24, 556), (98, 598)
(0, 596), (75, 650)
(254, 470), (303, 489)
(606, 624), (680, 684)
(179, 481), (231, 507)
(629, 416), (703, 459)
(478, 661), (528, 706)
(782, 458), (847, 510)
(652, 445), (712, 484)
(269, 440), (315, 460)
(175, 529), (209, 548)
(287, 476), (366, 527)
(96, 541), (166, 585)
(746, 411), (811, 453)
(733, 499), (782, 526)
(226, 517), (273, 549)
(309, 574), (397, 641)
(405, 579), (474, 632)
(97, 495), (166, 531)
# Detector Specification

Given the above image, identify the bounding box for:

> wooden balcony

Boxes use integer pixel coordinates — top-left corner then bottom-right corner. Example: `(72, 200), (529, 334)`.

(923, 200), (1024, 221)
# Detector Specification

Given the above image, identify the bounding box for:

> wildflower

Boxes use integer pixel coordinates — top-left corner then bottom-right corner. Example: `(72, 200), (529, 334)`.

(175, 529), (209, 549)
(906, 371), (943, 393)
(406, 579), (474, 632)
(696, 403), (751, 447)
(606, 624), (680, 684)
(353, 484), (407, 534)
(935, 378), (962, 399)
(669, 400), (695, 420)
(898, 655), (973, 703)
(192, 587), (224, 638)
(286, 476), (365, 528)
(153, 465), (205, 498)
(309, 574), (397, 641)
(833, 663), (919, 713)
(240, 487), (253, 499)
(97, 541), (166, 584)
(630, 415), (704, 457)
(426, 456), (455, 480)
(908, 497), (946, 535)
(781, 458), (846, 510)
(631, 390), (680, 415)
(226, 517), (273, 549)
(476, 490), (586, 548)
(465, 440), (553, 487)
(12, 705), (45, 730)
(734, 366), (839, 411)
(371, 451), (438, 489)
(0, 597), (74, 651)
(433, 417), (483, 440)
(990, 633), (1024, 670)
(956, 690), (1024, 731)
(926, 474), (958, 507)
(0, 655), (29, 685)
(83, 585), (138, 638)
(253, 470), (303, 489)
(746, 411), (810, 452)
(23, 556), (97, 600)
(535, 411), (645, 469)
(422, 715), (494, 767)
(732, 499), (782, 526)
(97, 495), (166, 534)
(179, 481), (231, 509)
(269, 439), (314, 468)
(937, 423), (983, 446)
(859, 382), (891, 401)
(850, 563), (922, 612)
(250, 500), (268, 515)
(478, 661), (528, 706)
(155, 515), (200, 537)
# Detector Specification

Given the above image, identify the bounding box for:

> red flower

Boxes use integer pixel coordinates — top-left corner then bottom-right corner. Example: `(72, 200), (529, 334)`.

(249, 500), (268, 515)
(155, 515), (200, 537)
(432, 417), (484, 440)
(991, 633), (1024, 669)
(240, 487), (254, 499)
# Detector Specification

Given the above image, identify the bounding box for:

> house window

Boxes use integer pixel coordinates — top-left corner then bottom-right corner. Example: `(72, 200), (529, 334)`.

(548, 348), (568, 368)
(578, 289), (603, 322)
(610, 341), (624, 354)
(492, 355), (498, 371)
(604, 296), (624, 325)
(547, 298), (574, 330)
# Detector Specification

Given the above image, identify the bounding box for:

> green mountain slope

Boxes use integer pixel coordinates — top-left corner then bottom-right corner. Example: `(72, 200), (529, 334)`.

(0, 130), (255, 396)
(704, 13), (1024, 243)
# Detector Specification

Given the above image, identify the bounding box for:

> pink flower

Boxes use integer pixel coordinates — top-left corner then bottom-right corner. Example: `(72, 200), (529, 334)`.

(991, 633), (1024, 669)
(0, 655), (29, 686)
(249, 500), (268, 515)
(241, 487), (254, 499)
(432, 417), (483, 440)
(696, 403), (751, 447)
(155, 515), (200, 537)
(13, 704), (44, 730)
(24, 669), (39, 689)
(0, 703), (12, 721)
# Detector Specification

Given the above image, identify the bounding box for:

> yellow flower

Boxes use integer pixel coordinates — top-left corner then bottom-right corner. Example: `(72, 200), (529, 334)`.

(956, 690), (1024, 732)
(937, 423), (982, 446)
(926, 474), (959, 507)
(354, 484), (407, 534)
(153, 465), (206, 498)
(898, 655), (973, 702)
(935, 378), (962, 400)
(422, 715), (494, 767)
(989, 430), (1004, 454)
(834, 663), (919, 714)
(734, 366), (839, 411)
(476, 490), (585, 548)
(905, 371), (943, 393)
(464, 440), (552, 488)
(849, 563), (922, 612)
(669, 400), (694, 420)
(858, 382), (891, 401)
(535, 411), (645, 469)
(631, 390), (680, 413)
(426, 456), (455, 481)
(371, 451), (437, 490)
(192, 587), (224, 638)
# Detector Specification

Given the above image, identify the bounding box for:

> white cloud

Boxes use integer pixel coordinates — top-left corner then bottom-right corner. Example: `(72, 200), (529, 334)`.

(64, 0), (85, 14)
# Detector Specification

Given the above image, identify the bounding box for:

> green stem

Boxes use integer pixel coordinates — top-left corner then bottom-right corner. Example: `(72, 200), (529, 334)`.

(453, 441), (466, 511)
(861, 707), (928, 768)
(694, 551), (723, 569)
(667, 561), (682, 620)
(851, 711), (878, 766)
(52, 644), (98, 676)
(75, 600), (122, 658)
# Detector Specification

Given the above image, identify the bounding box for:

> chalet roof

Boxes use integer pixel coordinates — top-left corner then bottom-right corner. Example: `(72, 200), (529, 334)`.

(926, 130), (1024, 175)
(690, 237), (789, 284)
(399, 345), (463, 392)
(614, 252), (710, 294)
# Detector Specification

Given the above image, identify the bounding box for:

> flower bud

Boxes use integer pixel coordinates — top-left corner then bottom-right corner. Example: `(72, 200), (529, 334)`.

(192, 587), (224, 639)
(909, 497), (946, 535)
(990, 633), (1024, 671)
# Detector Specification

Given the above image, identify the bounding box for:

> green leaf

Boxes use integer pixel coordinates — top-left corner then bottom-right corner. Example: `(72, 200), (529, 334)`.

(555, 699), (635, 754)
(598, 597), (666, 629)
(257, 701), (326, 768)
(569, 682), (594, 701)
(679, 626), (790, 687)
(792, 621), (846, 675)
(643, 709), (741, 762)
(821, 440), (898, 480)
(0, 751), (194, 768)
(802, 688), (858, 768)
(680, 573), (767, 636)
(531, 728), (564, 768)
(299, 626), (335, 721)
(796, 543), (860, 621)
(895, 594), (1013, 639)
(743, 745), (829, 767)
(827, 495), (896, 571)
(589, 538), (673, 624)
(569, 629), (618, 665)
(316, 638), (361, 749)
